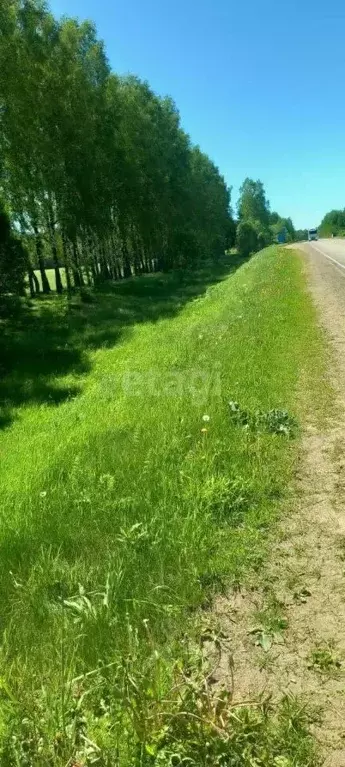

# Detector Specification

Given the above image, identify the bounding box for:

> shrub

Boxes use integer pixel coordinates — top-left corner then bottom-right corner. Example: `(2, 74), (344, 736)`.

(0, 202), (28, 296)
(236, 220), (258, 257)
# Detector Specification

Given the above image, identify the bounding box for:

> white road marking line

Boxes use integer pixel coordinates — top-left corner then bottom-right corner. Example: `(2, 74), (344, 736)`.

(309, 243), (345, 272)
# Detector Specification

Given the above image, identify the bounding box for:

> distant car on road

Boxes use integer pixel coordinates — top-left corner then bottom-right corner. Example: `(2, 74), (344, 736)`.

(308, 228), (318, 241)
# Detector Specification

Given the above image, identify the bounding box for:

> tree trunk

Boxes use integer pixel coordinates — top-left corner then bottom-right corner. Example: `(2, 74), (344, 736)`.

(110, 234), (121, 280)
(32, 270), (40, 293)
(93, 253), (100, 278)
(65, 262), (72, 294)
(118, 221), (132, 278)
(61, 232), (72, 296)
(91, 261), (98, 285)
(46, 206), (63, 294)
(72, 240), (84, 288)
(99, 243), (111, 281)
(33, 225), (50, 294)
(28, 270), (35, 298)
(81, 233), (93, 286)
(122, 243), (132, 278)
(133, 253), (142, 275)
(54, 258), (63, 294)
(48, 239), (62, 293)
(106, 237), (117, 280)
(72, 265), (81, 288)
(38, 255), (50, 293)
(28, 267), (39, 297)
(112, 261), (119, 280)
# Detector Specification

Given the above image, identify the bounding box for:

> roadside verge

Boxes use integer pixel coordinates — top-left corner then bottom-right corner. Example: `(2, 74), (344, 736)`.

(0, 246), (331, 765)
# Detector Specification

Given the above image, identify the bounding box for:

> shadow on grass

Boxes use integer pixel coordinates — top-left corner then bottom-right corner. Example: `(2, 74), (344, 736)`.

(0, 253), (248, 429)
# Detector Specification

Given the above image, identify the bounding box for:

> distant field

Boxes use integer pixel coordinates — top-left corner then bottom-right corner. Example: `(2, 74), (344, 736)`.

(0, 249), (327, 764)
(33, 267), (68, 291)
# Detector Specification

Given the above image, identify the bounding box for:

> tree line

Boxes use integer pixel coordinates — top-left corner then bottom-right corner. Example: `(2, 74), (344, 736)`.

(319, 209), (345, 238)
(0, 1), (300, 301)
(234, 178), (305, 257)
(0, 0), (233, 298)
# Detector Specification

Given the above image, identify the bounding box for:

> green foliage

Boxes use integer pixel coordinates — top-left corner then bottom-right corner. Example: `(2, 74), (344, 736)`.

(0, 1), (232, 293)
(0, 247), (329, 762)
(295, 229), (308, 242)
(252, 219), (273, 249)
(145, 692), (318, 766)
(235, 180), (296, 255)
(238, 178), (270, 226)
(0, 199), (27, 298)
(282, 217), (296, 242)
(319, 209), (345, 237)
(228, 401), (298, 437)
(308, 643), (342, 675)
(270, 215), (296, 244)
(270, 211), (280, 225)
(0, 0), (300, 293)
(226, 215), (237, 250)
(236, 219), (258, 256)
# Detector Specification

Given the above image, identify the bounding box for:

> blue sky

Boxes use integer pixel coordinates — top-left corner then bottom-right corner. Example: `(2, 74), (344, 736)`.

(50, 0), (345, 229)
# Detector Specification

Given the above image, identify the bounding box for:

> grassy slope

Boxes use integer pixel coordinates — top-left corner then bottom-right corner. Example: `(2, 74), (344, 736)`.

(0, 247), (325, 764)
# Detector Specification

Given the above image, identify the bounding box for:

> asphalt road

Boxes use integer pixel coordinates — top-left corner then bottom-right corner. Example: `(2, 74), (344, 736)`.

(304, 237), (345, 273)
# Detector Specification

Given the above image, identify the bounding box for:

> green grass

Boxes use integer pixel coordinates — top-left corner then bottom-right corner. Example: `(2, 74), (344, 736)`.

(0, 247), (326, 764)
(308, 643), (343, 675)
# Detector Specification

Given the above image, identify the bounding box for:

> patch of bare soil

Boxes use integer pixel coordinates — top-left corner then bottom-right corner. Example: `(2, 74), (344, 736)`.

(208, 248), (345, 766)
